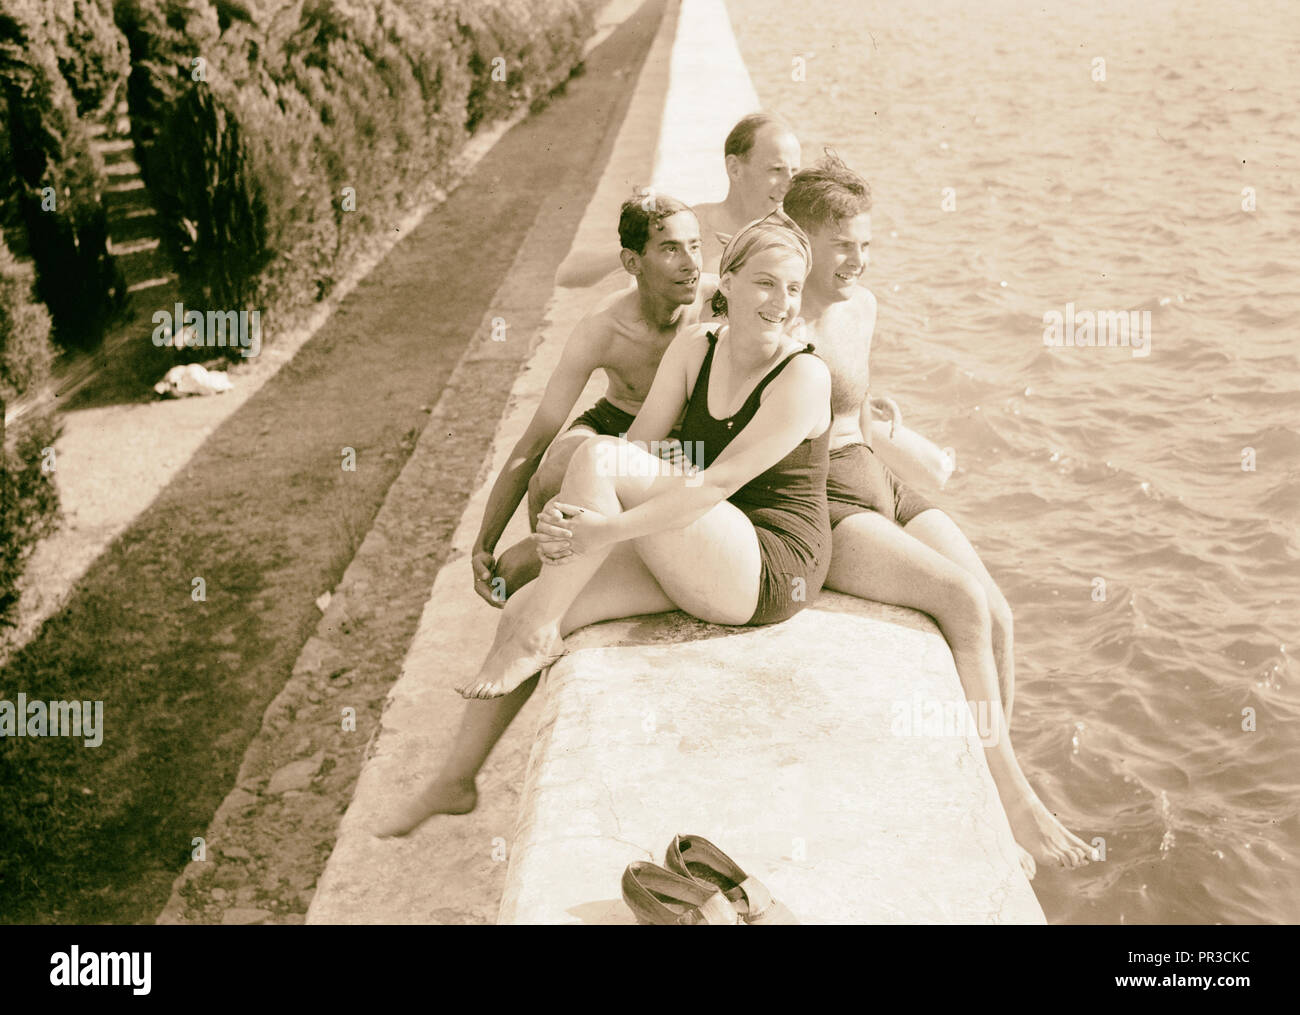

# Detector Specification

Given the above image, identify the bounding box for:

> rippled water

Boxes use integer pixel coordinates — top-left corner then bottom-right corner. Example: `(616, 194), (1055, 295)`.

(727, 0), (1300, 923)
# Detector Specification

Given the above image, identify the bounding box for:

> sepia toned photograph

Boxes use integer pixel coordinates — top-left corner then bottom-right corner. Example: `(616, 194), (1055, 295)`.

(0, 0), (1294, 958)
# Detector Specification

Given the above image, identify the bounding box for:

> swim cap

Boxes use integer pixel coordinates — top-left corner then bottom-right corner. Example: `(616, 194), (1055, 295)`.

(712, 209), (811, 317)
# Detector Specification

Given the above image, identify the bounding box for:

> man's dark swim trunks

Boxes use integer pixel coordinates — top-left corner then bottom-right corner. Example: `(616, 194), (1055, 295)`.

(566, 397), (685, 443)
(826, 441), (934, 528)
(566, 397), (636, 437)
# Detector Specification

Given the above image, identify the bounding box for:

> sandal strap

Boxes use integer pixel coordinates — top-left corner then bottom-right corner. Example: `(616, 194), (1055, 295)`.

(679, 888), (742, 925)
(731, 876), (774, 919)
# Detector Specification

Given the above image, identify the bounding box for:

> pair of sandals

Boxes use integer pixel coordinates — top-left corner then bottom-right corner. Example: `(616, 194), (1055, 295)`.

(621, 834), (799, 925)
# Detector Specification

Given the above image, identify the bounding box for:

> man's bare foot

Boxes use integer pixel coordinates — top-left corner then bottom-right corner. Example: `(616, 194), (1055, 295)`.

(1016, 844), (1036, 880)
(373, 777), (478, 838)
(1005, 795), (1096, 869)
(456, 623), (565, 699)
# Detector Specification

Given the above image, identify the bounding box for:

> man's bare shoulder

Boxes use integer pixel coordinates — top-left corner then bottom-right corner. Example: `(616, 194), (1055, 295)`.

(820, 287), (877, 337)
(572, 284), (639, 342)
(837, 286), (876, 321)
(584, 283), (639, 321)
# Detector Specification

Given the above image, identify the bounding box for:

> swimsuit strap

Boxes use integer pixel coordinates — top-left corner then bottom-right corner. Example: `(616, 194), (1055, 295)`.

(747, 343), (817, 407)
(698, 330), (817, 423)
(687, 331), (722, 412)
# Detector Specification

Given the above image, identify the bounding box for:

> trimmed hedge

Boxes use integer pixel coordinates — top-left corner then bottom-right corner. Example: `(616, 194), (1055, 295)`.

(44, 0), (131, 120)
(0, 93), (24, 250)
(0, 229), (56, 403)
(0, 227), (61, 630)
(0, 409), (61, 631)
(115, 0), (598, 343)
(0, 1), (126, 351)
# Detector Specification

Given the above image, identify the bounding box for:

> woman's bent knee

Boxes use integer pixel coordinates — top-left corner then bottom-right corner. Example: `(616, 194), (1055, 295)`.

(565, 434), (622, 482)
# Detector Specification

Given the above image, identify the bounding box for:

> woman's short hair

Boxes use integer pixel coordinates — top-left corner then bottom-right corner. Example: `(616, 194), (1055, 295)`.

(710, 209), (811, 317)
(782, 151), (872, 237)
(618, 192), (694, 254)
(724, 112), (793, 160)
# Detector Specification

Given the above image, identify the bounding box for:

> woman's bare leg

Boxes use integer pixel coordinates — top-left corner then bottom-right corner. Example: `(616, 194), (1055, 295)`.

(457, 436), (760, 698)
(827, 510), (1094, 873)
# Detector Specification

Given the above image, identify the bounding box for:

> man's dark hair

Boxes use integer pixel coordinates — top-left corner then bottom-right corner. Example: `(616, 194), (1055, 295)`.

(782, 151), (872, 236)
(618, 193), (695, 254)
(724, 112), (793, 160)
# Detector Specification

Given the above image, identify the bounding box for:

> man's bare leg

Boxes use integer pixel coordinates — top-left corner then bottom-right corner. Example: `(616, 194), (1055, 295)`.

(371, 676), (539, 833)
(376, 435), (761, 837)
(903, 508), (1017, 724)
(375, 541), (678, 836)
(826, 510), (1095, 873)
(383, 428), (608, 837)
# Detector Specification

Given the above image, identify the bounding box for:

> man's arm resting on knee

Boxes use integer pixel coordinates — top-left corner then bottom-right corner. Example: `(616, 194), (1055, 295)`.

(473, 317), (602, 555)
(859, 395), (953, 491)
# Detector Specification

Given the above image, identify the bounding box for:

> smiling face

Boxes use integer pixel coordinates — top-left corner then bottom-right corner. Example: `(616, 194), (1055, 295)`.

(805, 212), (871, 302)
(720, 244), (809, 343)
(630, 210), (703, 305)
(729, 125), (801, 220)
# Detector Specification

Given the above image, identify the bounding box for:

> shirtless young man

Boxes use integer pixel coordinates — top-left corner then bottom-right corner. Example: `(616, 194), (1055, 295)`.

(693, 115), (947, 491)
(552, 112), (798, 288)
(473, 195), (707, 607)
(782, 155), (1096, 875)
(691, 112), (801, 271)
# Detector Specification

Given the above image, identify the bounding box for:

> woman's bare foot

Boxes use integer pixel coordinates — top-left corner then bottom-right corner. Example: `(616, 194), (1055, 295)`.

(1005, 794), (1097, 869)
(456, 623), (565, 699)
(373, 777), (478, 837)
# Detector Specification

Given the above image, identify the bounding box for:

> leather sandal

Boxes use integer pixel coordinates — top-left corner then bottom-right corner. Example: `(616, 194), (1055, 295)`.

(620, 860), (741, 925)
(664, 834), (799, 924)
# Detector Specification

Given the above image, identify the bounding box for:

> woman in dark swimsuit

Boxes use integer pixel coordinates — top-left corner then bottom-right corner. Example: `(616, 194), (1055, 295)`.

(674, 324), (830, 625)
(456, 208), (831, 694)
(376, 211), (831, 835)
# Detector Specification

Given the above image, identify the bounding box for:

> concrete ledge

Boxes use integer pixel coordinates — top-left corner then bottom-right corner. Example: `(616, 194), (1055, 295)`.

(650, 0), (759, 204)
(492, 0), (1040, 923)
(306, 0), (677, 924)
(310, 0), (1043, 925)
(498, 592), (1045, 924)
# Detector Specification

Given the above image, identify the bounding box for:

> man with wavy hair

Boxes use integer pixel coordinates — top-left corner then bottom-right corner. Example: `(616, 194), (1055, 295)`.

(471, 194), (707, 609)
(782, 153), (1097, 875)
